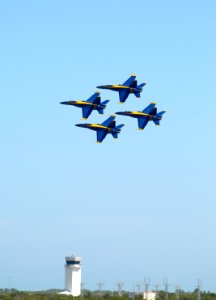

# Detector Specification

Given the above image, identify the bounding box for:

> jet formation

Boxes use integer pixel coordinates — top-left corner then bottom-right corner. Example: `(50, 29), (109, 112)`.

(61, 75), (166, 143)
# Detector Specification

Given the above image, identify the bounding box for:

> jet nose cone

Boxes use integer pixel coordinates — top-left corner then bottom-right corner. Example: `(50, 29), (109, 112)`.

(96, 85), (105, 89)
(115, 112), (124, 115)
(75, 123), (88, 128)
(60, 101), (73, 105)
(60, 101), (74, 105)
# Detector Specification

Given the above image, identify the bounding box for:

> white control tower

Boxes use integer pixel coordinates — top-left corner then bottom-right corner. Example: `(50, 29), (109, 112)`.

(64, 255), (81, 296)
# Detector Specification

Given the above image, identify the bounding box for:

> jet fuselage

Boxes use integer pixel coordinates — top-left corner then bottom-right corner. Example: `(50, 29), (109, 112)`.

(60, 100), (104, 109)
(116, 111), (161, 120)
(76, 123), (114, 133)
(97, 85), (142, 93)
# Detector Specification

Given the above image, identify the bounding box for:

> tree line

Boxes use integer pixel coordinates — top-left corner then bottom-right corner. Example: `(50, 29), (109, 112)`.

(0, 290), (216, 300)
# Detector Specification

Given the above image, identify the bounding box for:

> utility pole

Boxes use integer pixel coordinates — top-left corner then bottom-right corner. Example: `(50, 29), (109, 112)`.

(98, 282), (103, 298)
(175, 285), (180, 300)
(8, 276), (12, 292)
(136, 283), (141, 296)
(155, 284), (160, 299)
(163, 278), (169, 300)
(143, 277), (151, 300)
(197, 279), (202, 300)
(116, 281), (124, 297)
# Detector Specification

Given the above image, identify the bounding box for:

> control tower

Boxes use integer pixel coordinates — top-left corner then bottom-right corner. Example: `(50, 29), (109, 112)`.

(64, 255), (81, 296)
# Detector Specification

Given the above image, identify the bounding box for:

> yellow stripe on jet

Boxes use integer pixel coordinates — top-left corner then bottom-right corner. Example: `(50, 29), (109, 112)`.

(111, 85), (130, 89)
(76, 101), (94, 106)
(90, 124), (108, 129)
(131, 112), (149, 116)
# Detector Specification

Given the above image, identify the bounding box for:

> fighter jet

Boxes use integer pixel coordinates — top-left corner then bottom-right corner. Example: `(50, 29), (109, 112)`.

(60, 92), (109, 119)
(76, 115), (125, 143)
(97, 74), (146, 103)
(116, 103), (166, 130)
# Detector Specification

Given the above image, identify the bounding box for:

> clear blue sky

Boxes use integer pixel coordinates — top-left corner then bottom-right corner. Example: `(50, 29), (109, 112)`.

(1, 0), (216, 292)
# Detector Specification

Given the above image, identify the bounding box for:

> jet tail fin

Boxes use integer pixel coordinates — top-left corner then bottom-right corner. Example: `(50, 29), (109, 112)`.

(112, 124), (124, 139)
(96, 100), (110, 115)
(130, 80), (137, 88)
(153, 111), (166, 125)
(134, 83), (146, 98)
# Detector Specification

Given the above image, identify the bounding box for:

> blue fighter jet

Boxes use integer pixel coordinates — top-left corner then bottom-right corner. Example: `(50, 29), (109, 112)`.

(76, 115), (125, 143)
(97, 74), (146, 103)
(116, 103), (166, 130)
(60, 92), (109, 119)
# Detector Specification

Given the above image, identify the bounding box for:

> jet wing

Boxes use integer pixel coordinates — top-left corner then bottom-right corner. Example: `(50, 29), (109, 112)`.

(101, 115), (115, 127)
(138, 117), (149, 130)
(119, 90), (130, 103)
(122, 75), (136, 87)
(97, 130), (108, 143)
(82, 106), (93, 119)
(86, 92), (100, 104)
(142, 103), (157, 115)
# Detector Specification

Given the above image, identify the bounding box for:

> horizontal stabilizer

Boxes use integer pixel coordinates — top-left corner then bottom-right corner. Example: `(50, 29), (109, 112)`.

(112, 132), (118, 139)
(101, 99), (110, 106)
(115, 124), (125, 130)
(137, 83), (146, 89)
(157, 111), (166, 117)
(98, 108), (104, 114)
(134, 92), (141, 98)
(153, 119), (160, 125)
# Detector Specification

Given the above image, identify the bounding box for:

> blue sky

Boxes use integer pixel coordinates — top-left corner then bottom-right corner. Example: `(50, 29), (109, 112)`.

(0, 0), (216, 292)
